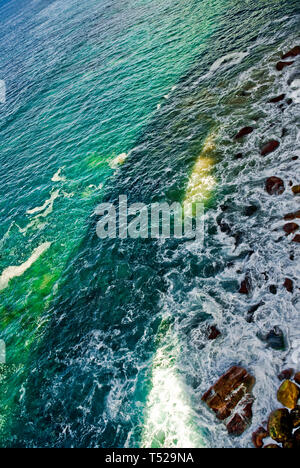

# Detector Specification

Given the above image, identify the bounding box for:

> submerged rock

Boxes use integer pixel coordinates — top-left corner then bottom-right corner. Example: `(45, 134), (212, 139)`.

(233, 231), (243, 247)
(242, 400), (253, 420)
(291, 406), (300, 428)
(283, 222), (299, 235)
(243, 205), (258, 217)
(282, 439), (294, 449)
(208, 326), (221, 341)
(269, 94), (286, 103)
(246, 303), (263, 323)
(276, 61), (294, 71)
(239, 276), (251, 295)
(278, 369), (294, 381)
(235, 126), (254, 140)
(252, 426), (269, 448)
(282, 128), (289, 138)
(268, 409), (293, 443)
(292, 234), (300, 243)
(202, 366), (255, 432)
(234, 153), (243, 160)
(282, 46), (300, 59)
(293, 428), (300, 448)
(266, 327), (285, 351)
(227, 411), (252, 437)
(264, 444), (281, 449)
(277, 380), (300, 409)
(283, 279), (294, 293)
(265, 177), (285, 195)
(261, 140), (280, 156)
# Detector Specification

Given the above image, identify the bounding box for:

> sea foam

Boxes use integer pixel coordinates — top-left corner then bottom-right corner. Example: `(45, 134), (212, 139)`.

(0, 242), (51, 291)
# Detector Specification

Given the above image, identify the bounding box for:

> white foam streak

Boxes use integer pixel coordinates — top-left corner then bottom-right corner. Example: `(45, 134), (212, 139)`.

(0, 242), (51, 291)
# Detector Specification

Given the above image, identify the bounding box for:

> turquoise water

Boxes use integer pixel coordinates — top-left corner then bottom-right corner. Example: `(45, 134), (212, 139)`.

(0, 0), (299, 448)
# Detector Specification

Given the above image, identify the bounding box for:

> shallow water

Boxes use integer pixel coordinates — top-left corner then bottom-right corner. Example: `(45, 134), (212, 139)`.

(0, 0), (299, 448)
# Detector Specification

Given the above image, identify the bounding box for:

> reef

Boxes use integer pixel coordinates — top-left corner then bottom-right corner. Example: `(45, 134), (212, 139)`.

(252, 371), (300, 448)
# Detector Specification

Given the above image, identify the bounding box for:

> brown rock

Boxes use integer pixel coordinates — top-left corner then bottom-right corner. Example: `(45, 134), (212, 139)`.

(282, 46), (300, 59)
(292, 185), (300, 195)
(277, 380), (300, 409)
(265, 177), (285, 195)
(268, 408), (293, 443)
(227, 397), (254, 437)
(202, 366), (256, 426)
(276, 61), (294, 71)
(283, 279), (294, 294)
(291, 406), (300, 428)
(261, 140), (280, 156)
(284, 210), (300, 220)
(295, 372), (300, 385)
(292, 234), (300, 243)
(252, 427), (269, 448)
(278, 369), (294, 381)
(283, 223), (299, 235)
(269, 94), (286, 103)
(208, 326), (221, 341)
(235, 127), (254, 140)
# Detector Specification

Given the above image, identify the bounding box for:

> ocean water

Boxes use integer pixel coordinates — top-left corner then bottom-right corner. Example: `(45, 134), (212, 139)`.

(0, 0), (299, 448)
